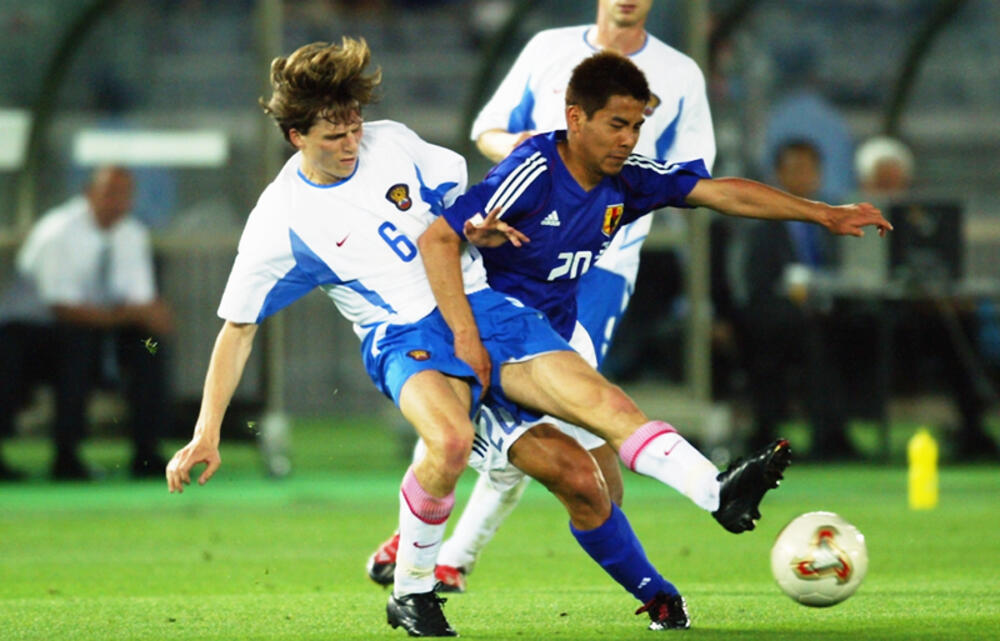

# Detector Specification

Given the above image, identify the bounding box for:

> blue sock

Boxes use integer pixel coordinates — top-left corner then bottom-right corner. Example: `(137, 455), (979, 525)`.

(570, 503), (678, 603)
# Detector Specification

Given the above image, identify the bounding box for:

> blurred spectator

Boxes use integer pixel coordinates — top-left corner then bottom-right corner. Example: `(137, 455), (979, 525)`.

(734, 140), (858, 459)
(762, 45), (855, 202)
(838, 135), (917, 286)
(855, 135), (914, 197)
(853, 136), (998, 460)
(0, 166), (173, 480)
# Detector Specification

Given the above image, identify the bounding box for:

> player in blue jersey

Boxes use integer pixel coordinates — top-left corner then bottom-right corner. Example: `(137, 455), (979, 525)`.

(368, 0), (718, 594)
(165, 38), (760, 636)
(410, 49), (890, 611)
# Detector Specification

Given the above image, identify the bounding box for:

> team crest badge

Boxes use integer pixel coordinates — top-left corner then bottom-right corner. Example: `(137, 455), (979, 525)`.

(407, 349), (431, 361)
(602, 203), (625, 236)
(644, 92), (661, 117)
(386, 183), (412, 211)
(791, 525), (853, 583)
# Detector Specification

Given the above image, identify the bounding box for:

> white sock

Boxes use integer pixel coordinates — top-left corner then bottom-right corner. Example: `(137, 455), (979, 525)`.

(394, 466), (454, 597)
(438, 472), (532, 572)
(619, 421), (721, 511)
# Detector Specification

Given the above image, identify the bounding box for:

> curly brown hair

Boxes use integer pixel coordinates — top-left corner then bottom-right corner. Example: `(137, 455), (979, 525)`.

(260, 37), (382, 143)
(566, 51), (650, 118)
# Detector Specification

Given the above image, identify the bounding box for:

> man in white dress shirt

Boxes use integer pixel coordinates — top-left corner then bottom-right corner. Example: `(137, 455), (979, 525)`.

(0, 166), (173, 480)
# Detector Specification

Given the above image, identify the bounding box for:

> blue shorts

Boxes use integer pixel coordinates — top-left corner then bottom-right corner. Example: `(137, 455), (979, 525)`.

(361, 288), (571, 414)
(469, 320), (605, 487)
(576, 266), (631, 368)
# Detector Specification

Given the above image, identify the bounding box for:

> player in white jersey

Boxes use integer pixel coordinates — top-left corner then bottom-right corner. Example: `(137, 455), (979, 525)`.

(473, 0), (714, 329)
(166, 38), (757, 636)
(369, 0), (717, 593)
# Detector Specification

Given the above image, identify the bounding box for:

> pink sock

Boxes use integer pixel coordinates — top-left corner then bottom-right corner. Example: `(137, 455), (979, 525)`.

(395, 466), (455, 596)
(619, 420), (721, 512)
(401, 466), (455, 523)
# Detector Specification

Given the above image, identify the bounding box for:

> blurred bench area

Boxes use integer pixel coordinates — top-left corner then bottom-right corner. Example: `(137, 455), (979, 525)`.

(1, 0), (998, 466)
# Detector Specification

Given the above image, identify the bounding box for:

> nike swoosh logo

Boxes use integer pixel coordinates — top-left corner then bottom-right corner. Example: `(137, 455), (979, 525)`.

(336, 235), (350, 247)
(664, 442), (680, 456)
(413, 541), (438, 549)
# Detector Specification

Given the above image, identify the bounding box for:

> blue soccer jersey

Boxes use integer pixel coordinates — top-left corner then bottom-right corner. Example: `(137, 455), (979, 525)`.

(442, 130), (710, 339)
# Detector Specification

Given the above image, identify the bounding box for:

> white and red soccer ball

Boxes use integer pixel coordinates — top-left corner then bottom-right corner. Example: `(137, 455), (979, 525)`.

(771, 511), (869, 607)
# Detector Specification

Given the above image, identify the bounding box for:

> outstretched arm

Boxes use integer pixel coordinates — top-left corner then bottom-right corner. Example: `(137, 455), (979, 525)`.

(686, 177), (892, 237)
(417, 217), (492, 397)
(166, 320), (258, 493)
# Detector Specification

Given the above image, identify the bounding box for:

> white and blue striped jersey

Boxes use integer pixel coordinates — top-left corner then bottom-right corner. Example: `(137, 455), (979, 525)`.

(443, 130), (710, 340)
(217, 120), (486, 339)
(471, 24), (716, 286)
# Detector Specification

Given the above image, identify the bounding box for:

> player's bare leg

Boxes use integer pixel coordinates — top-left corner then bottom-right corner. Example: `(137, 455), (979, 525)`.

(434, 437), (623, 592)
(507, 423), (610, 529)
(589, 442), (624, 506)
(381, 427), (606, 594)
(500, 351), (720, 509)
(398, 372), (475, 498)
(508, 423), (691, 629)
(501, 351), (648, 447)
(500, 352), (790, 532)
(387, 370), (474, 637)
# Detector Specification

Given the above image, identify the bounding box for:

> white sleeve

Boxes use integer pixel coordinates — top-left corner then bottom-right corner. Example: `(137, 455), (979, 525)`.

(469, 35), (544, 140)
(398, 125), (468, 210)
(668, 66), (717, 171)
(217, 194), (299, 324)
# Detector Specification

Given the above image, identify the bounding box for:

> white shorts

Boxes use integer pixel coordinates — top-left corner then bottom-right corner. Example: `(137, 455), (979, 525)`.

(468, 321), (607, 490)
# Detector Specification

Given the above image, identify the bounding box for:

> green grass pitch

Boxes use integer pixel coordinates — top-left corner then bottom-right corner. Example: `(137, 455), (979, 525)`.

(2, 418), (999, 640)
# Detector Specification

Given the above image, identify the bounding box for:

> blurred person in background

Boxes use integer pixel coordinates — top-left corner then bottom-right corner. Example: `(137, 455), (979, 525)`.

(854, 136), (998, 460)
(367, 0), (717, 594)
(762, 43), (854, 203)
(0, 166), (173, 480)
(855, 135), (914, 198)
(838, 135), (916, 285)
(733, 140), (859, 460)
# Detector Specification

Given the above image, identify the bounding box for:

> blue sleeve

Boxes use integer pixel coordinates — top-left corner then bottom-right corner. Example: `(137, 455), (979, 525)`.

(619, 156), (711, 222)
(442, 145), (551, 236)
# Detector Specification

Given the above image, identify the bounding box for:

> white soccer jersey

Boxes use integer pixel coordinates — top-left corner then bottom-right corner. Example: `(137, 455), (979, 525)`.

(471, 25), (716, 286)
(218, 120), (487, 339)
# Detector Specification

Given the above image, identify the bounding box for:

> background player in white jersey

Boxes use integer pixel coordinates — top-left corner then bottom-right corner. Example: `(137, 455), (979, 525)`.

(165, 38), (752, 636)
(369, 0), (717, 593)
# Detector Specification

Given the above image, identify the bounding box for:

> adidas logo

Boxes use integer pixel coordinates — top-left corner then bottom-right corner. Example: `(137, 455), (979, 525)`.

(541, 210), (561, 226)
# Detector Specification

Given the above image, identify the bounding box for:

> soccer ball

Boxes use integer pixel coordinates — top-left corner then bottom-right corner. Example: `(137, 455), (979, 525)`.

(770, 511), (868, 607)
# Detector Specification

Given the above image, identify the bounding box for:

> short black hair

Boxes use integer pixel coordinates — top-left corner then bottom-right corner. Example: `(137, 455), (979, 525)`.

(774, 138), (822, 169)
(566, 51), (651, 118)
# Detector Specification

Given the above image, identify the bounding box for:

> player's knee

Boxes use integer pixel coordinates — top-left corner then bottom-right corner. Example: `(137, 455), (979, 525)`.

(547, 452), (608, 511)
(597, 382), (641, 417)
(426, 428), (473, 475)
(565, 473), (607, 513)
